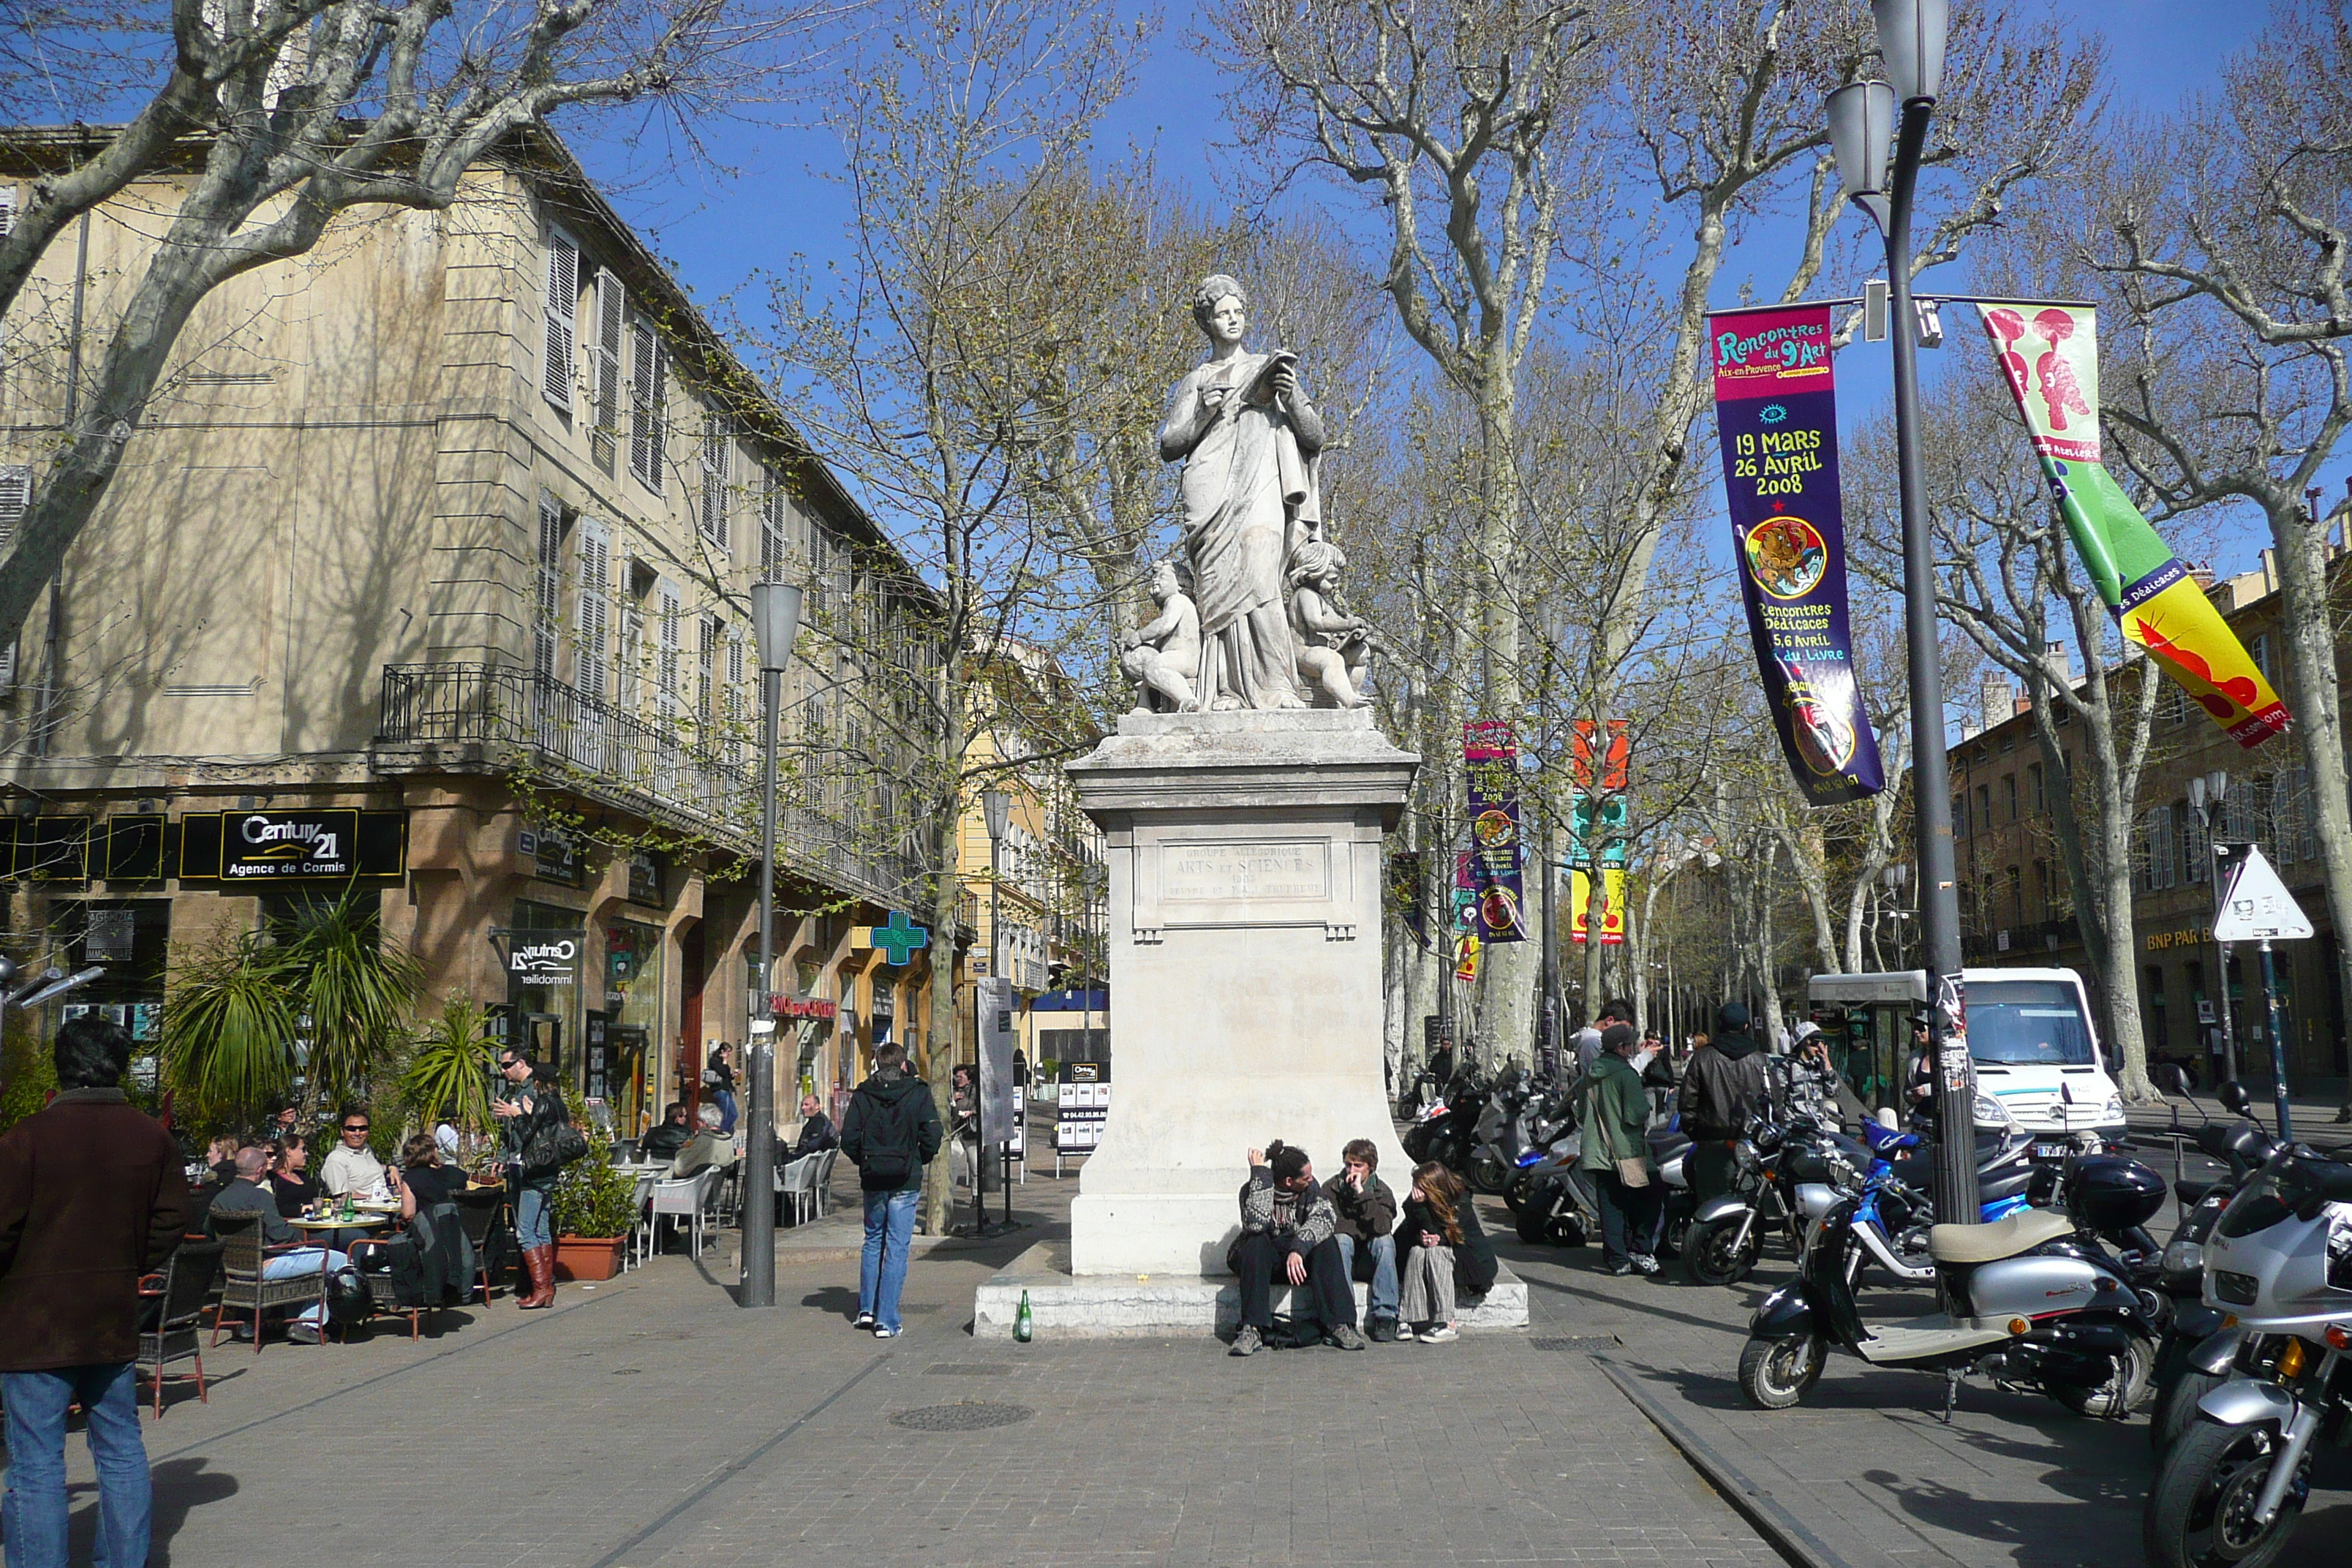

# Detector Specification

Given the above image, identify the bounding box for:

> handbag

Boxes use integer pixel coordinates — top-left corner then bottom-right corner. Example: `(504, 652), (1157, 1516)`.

(1614, 1157), (1651, 1188)
(523, 1120), (589, 1179)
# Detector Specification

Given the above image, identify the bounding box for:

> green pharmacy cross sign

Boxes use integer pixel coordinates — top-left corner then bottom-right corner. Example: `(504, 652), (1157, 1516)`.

(856, 911), (930, 968)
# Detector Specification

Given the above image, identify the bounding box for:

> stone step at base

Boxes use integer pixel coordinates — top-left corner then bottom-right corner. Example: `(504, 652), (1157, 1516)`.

(973, 1240), (1529, 1341)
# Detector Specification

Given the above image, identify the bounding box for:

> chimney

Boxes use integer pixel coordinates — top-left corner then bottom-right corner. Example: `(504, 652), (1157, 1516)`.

(2044, 640), (2071, 681)
(2190, 564), (2217, 598)
(2261, 548), (2280, 594)
(1981, 674), (2010, 733)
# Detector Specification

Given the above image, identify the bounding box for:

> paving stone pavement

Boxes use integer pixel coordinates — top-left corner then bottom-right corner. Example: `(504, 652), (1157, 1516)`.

(18, 1168), (2352, 1568)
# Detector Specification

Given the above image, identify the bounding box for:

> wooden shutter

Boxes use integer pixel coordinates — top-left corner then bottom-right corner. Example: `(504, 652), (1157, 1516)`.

(630, 317), (666, 490)
(698, 613), (719, 725)
(543, 230), (577, 412)
(760, 467), (791, 581)
(0, 467), (23, 692)
(592, 273), (624, 473)
(576, 521), (611, 701)
(535, 493), (564, 679)
(656, 580), (683, 716)
(700, 425), (731, 547)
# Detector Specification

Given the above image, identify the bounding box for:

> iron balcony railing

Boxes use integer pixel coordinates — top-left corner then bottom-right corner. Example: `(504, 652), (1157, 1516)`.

(377, 663), (924, 908)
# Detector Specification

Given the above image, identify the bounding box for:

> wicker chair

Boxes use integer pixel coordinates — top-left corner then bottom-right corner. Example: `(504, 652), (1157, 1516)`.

(139, 1241), (222, 1415)
(348, 1235), (435, 1341)
(207, 1209), (328, 1352)
(455, 1188), (509, 1303)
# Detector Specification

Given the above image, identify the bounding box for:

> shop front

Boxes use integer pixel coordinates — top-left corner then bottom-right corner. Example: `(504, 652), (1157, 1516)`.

(605, 916), (663, 1132)
(500, 898), (586, 1075)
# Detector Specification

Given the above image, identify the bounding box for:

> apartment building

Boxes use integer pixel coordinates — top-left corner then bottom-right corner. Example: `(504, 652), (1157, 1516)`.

(1949, 554), (2343, 1084)
(0, 127), (951, 1131)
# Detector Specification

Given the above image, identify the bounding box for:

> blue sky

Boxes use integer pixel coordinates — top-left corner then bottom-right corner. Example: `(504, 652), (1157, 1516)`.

(584, 0), (2313, 594)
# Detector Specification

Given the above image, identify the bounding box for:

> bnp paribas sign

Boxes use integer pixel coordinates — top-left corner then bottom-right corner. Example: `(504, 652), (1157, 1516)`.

(221, 810), (361, 881)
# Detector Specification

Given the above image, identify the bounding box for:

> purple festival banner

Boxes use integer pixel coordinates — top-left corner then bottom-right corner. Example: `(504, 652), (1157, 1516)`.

(1707, 303), (1885, 803)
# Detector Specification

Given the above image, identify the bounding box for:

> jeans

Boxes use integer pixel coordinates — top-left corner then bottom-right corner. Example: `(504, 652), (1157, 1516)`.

(260, 1246), (349, 1324)
(1688, 1139), (1738, 1205)
(859, 1188), (919, 1331)
(516, 1180), (556, 1250)
(1596, 1172), (1663, 1268)
(1, 1362), (149, 1568)
(1335, 1232), (1398, 1320)
(714, 1088), (739, 1134)
(1232, 1233), (1355, 1334)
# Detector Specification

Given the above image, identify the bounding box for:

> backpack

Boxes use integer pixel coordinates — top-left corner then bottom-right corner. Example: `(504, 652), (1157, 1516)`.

(324, 1263), (372, 1329)
(854, 1088), (922, 1187)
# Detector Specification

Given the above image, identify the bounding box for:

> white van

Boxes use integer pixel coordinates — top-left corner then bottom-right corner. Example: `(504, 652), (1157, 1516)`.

(1806, 967), (2127, 1156)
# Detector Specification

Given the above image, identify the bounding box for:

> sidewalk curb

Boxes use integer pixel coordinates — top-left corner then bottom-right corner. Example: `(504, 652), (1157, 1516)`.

(1589, 1352), (1872, 1568)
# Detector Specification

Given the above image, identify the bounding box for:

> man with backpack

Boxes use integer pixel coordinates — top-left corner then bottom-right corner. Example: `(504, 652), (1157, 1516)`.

(840, 1041), (943, 1338)
(1678, 1002), (1769, 1202)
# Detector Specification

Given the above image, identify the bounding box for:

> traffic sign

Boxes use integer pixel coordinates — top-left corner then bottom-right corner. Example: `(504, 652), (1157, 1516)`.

(2212, 846), (2313, 943)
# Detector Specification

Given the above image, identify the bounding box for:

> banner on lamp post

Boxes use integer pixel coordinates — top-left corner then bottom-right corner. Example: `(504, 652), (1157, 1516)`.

(1569, 867), (1626, 946)
(1462, 721), (1527, 943)
(1976, 302), (2290, 748)
(1707, 303), (1886, 803)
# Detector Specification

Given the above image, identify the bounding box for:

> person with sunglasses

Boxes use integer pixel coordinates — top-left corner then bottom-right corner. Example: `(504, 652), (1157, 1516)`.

(318, 1107), (391, 1205)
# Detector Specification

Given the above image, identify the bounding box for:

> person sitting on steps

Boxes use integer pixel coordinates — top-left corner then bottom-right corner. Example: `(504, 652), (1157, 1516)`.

(1228, 1142), (1363, 1357)
(1324, 1137), (1400, 1342)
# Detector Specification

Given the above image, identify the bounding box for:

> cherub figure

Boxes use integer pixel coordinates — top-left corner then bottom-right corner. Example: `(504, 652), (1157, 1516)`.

(1286, 535), (1374, 709)
(1983, 308), (2031, 403)
(1120, 559), (1202, 714)
(2032, 308), (2089, 432)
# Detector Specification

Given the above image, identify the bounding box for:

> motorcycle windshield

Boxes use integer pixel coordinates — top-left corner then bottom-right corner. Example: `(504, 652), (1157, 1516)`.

(2215, 1163), (2297, 1240)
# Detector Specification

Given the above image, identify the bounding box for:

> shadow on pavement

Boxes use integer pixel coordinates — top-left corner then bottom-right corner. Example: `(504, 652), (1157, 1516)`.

(67, 1456), (239, 1568)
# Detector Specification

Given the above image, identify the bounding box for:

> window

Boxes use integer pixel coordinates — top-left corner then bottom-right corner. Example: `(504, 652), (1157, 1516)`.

(699, 424), (731, 548)
(2002, 774), (2018, 823)
(534, 494), (565, 680)
(2251, 633), (2273, 682)
(2006, 865), (2024, 930)
(2034, 859), (2052, 919)
(591, 272), (625, 475)
(619, 565), (647, 709)
(1954, 793), (1971, 840)
(656, 581), (682, 717)
(575, 522), (611, 701)
(2270, 768), (2315, 862)
(2141, 804), (2179, 892)
(761, 467), (791, 581)
(2184, 797), (2209, 883)
(629, 317), (666, 491)
(543, 229), (577, 412)
(2160, 676), (2187, 727)
(1976, 785), (1991, 834)
(2027, 763), (2044, 815)
(698, 613), (720, 728)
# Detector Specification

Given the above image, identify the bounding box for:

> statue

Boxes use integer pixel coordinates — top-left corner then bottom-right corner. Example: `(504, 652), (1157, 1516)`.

(1120, 559), (1202, 714)
(1287, 533), (1373, 709)
(1156, 274), (1324, 711)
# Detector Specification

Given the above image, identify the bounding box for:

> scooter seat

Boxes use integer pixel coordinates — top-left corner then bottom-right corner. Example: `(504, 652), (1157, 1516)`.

(1927, 1207), (2073, 1264)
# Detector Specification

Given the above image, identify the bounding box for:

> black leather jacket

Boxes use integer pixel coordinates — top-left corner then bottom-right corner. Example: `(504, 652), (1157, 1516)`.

(501, 1085), (573, 1183)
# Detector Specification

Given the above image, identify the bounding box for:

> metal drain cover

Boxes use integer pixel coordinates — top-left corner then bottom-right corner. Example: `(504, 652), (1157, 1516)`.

(889, 1402), (1034, 1431)
(924, 1363), (1014, 1376)
(1528, 1335), (1621, 1352)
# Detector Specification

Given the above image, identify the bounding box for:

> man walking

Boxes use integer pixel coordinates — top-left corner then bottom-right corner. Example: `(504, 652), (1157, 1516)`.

(1324, 1137), (1399, 1341)
(1679, 1002), (1769, 1203)
(0, 1014), (186, 1568)
(840, 1041), (943, 1338)
(1574, 998), (1635, 1079)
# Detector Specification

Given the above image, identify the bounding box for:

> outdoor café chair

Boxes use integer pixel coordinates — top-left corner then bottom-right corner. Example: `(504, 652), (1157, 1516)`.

(207, 1209), (328, 1353)
(813, 1147), (840, 1217)
(627, 1173), (658, 1270)
(649, 1166), (720, 1257)
(777, 1154), (820, 1226)
(454, 1188), (506, 1303)
(139, 1240), (222, 1416)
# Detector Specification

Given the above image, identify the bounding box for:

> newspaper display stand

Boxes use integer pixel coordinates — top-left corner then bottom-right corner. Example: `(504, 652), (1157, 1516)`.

(1054, 1063), (1109, 1178)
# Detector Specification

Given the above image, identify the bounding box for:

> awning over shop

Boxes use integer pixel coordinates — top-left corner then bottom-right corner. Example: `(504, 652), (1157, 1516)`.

(1030, 988), (1107, 1012)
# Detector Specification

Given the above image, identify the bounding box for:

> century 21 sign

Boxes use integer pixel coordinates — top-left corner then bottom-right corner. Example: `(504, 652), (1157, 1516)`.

(220, 810), (361, 881)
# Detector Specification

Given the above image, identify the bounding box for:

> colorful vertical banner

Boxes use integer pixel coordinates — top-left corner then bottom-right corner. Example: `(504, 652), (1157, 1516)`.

(1977, 303), (2291, 747)
(1570, 719), (1629, 791)
(1463, 721), (1527, 943)
(1568, 867), (1626, 946)
(1708, 304), (1885, 802)
(1387, 851), (1430, 950)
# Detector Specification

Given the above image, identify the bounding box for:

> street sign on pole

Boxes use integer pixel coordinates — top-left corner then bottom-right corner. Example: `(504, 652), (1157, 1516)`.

(2213, 847), (2313, 943)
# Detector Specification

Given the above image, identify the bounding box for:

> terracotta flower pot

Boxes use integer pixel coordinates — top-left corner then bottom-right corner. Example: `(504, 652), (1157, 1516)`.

(554, 1235), (626, 1281)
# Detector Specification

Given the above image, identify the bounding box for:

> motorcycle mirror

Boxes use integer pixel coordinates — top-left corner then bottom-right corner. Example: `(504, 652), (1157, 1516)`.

(2217, 1079), (2254, 1120)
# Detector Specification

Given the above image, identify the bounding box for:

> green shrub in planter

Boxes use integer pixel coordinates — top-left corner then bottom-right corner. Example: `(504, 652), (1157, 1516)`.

(551, 1113), (639, 1240)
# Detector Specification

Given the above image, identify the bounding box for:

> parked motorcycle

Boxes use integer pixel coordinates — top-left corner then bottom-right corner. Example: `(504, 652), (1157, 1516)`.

(2143, 1138), (2352, 1568)
(1737, 1160), (2157, 1417)
(2148, 1084), (2283, 1455)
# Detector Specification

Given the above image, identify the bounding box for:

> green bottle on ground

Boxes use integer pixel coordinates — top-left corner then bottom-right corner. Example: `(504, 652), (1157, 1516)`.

(1014, 1290), (1033, 1343)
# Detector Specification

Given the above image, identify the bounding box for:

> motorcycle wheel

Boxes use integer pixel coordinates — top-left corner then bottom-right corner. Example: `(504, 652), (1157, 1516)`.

(2151, 1368), (2231, 1456)
(2050, 1334), (2155, 1419)
(1685, 1215), (1762, 1287)
(2144, 1415), (2310, 1568)
(1738, 1334), (1825, 1410)
(1470, 1153), (1512, 1195)
(1515, 1206), (1548, 1245)
(1504, 1171), (1535, 1215)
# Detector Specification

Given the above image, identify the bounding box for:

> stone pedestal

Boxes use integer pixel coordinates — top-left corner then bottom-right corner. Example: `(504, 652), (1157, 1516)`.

(1064, 709), (1417, 1278)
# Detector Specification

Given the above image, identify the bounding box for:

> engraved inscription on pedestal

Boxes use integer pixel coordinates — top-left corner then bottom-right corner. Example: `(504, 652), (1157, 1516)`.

(1129, 828), (1354, 941)
(1162, 840), (1327, 904)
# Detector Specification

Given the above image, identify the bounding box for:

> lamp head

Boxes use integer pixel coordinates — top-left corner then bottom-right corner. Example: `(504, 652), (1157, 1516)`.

(1872, 0), (1949, 105)
(982, 788), (1011, 844)
(750, 581), (803, 673)
(1825, 80), (1896, 222)
(2205, 768), (2230, 804)
(2188, 775), (2207, 812)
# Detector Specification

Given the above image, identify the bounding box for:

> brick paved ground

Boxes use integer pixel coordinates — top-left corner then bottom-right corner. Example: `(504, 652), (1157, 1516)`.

(15, 1153), (2352, 1568)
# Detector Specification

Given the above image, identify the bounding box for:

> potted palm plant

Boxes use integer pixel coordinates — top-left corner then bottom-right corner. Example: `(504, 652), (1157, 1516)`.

(550, 1116), (638, 1281)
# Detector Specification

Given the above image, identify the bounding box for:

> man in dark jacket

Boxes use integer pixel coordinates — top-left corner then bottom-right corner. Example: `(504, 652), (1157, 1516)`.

(840, 1041), (943, 1338)
(1228, 1142), (1362, 1356)
(790, 1093), (840, 1158)
(1678, 1002), (1769, 1202)
(0, 1014), (185, 1568)
(206, 1147), (350, 1342)
(1324, 1137), (1400, 1341)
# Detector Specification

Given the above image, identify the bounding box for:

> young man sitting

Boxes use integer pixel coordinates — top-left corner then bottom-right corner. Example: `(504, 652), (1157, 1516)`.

(1227, 1142), (1363, 1356)
(1324, 1137), (1400, 1341)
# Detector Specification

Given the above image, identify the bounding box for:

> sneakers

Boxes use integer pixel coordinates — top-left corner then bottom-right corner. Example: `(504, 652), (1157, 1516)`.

(1632, 1254), (1662, 1275)
(1327, 1324), (1368, 1351)
(1365, 1315), (1400, 1344)
(1229, 1324), (1264, 1357)
(854, 1312), (876, 1330)
(1418, 1323), (1459, 1343)
(287, 1322), (324, 1345)
(872, 1324), (900, 1338)
(1608, 1261), (1637, 1277)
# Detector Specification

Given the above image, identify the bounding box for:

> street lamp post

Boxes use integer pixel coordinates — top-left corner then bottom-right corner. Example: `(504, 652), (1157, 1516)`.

(1828, 0), (1976, 1227)
(980, 788), (1011, 1235)
(742, 581), (804, 1309)
(2187, 770), (2239, 1085)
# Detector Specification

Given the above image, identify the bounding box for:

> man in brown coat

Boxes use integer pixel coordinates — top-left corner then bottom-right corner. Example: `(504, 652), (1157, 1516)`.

(0, 1013), (186, 1568)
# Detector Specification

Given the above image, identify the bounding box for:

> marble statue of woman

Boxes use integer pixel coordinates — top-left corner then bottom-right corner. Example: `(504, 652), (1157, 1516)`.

(1156, 274), (1324, 711)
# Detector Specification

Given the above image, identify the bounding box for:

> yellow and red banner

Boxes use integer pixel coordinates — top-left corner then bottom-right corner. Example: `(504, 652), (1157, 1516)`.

(1569, 867), (1624, 946)
(1978, 304), (2289, 748)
